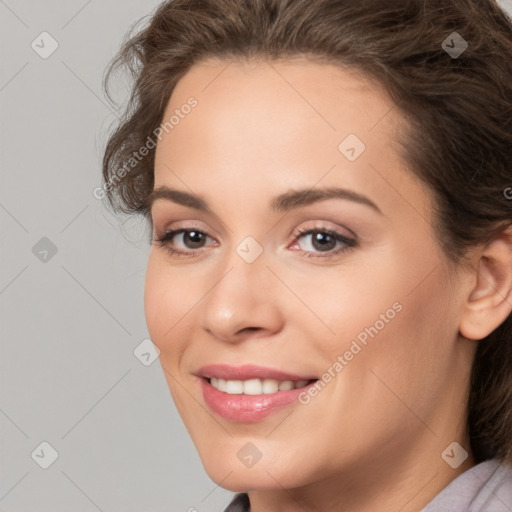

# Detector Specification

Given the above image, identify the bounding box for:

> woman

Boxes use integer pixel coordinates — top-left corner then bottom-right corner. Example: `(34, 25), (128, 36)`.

(101, 0), (512, 510)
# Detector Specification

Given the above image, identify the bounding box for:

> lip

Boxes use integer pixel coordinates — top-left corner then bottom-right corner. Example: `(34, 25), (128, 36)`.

(196, 364), (318, 422)
(197, 364), (316, 381)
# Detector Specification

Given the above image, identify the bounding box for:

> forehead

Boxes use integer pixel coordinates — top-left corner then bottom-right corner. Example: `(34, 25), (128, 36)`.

(153, 57), (431, 223)
(158, 57), (396, 158)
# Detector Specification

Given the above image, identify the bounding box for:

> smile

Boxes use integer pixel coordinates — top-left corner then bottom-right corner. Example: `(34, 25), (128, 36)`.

(197, 364), (319, 422)
(208, 377), (313, 394)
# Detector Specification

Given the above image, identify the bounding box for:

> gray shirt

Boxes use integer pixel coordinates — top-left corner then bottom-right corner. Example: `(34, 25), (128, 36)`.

(422, 458), (512, 511)
(223, 458), (512, 511)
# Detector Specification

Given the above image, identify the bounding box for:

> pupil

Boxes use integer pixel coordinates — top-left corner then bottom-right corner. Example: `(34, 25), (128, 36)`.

(185, 231), (204, 248)
(312, 232), (335, 251)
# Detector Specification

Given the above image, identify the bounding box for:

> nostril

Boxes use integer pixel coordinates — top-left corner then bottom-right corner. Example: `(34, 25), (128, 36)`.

(241, 327), (262, 334)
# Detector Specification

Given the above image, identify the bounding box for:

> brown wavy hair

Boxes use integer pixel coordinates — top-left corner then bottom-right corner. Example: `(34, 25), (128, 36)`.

(101, 0), (512, 465)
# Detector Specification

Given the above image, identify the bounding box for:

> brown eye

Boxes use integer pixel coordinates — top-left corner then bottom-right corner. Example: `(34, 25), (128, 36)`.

(295, 229), (355, 254)
(309, 231), (337, 252)
(181, 230), (206, 249)
(154, 228), (215, 255)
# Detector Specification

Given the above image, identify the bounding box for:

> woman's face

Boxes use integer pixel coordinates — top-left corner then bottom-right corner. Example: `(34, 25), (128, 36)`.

(145, 57), (476, 493)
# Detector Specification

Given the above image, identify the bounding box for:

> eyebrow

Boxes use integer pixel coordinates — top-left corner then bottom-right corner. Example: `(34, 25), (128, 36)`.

(147, 185), (382, 215)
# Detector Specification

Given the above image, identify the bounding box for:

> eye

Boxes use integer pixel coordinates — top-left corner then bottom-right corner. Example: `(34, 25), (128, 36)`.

(153, 224), (358, 260)
(289, 227), (357, 258)
(173, 229), (208, 249)
(153, 227), (216, 257)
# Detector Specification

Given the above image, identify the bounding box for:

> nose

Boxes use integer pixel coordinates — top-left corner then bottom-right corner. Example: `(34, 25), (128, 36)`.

(198, 255), (284, 343)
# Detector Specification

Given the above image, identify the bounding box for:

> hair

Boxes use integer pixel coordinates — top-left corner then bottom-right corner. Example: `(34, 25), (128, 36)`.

(102, 0), (512, 465)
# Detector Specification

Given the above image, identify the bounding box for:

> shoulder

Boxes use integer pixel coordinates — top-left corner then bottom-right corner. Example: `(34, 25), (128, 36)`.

(422, 458), (512, 511)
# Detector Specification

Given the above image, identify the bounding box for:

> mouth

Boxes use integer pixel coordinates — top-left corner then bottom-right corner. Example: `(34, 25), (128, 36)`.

(196, 364), (319, 422)
(206, 376), (316, 394)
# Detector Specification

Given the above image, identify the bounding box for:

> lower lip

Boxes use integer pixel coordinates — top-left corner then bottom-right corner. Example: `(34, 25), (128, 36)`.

(200, 378), (316, 422)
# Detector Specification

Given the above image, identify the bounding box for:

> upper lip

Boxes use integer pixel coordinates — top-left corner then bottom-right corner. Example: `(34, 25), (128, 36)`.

(197, 364), (317, 381)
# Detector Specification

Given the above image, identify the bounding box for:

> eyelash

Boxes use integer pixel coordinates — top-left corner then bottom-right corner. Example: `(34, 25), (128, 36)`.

(153, 225), (357, 260)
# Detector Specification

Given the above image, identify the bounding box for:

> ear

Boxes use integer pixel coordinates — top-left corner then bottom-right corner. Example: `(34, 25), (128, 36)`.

(459, 225), (512, 341)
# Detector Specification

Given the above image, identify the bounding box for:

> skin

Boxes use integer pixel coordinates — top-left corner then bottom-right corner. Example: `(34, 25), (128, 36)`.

(144, 57), (512, 512)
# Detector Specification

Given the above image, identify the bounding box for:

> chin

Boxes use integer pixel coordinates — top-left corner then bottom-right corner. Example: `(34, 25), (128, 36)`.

(196, 442), (310, 492)
(204, 464), (294, 492)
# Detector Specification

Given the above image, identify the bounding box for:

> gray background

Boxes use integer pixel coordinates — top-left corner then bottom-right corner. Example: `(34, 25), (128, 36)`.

(3, 1), (512, 512)
(1, 1), (233, 510)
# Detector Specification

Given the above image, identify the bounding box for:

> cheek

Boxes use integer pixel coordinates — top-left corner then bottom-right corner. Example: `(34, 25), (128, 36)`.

(334, 259), (457, 416)
(289, 242), (455, 391)
(143, 254), (196, 352)
(280, 259), (404, 354)
(144, 255), (196, 409)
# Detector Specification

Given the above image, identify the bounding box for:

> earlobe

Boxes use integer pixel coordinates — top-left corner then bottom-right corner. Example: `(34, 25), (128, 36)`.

(459, 226), (512, 341)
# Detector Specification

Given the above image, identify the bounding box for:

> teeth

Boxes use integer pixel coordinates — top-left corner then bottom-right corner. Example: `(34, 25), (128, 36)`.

(278, 380), (294, 391)
(262, 379), (279, 393)
(225, 380), (244, 394)
(209, 377), (311, 394)
(243, 378), (263, 395)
